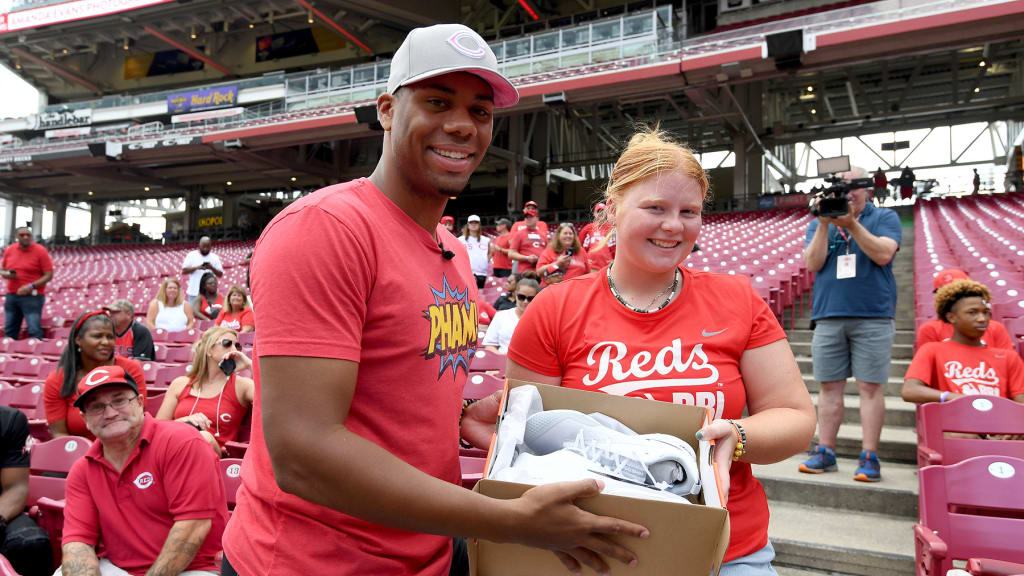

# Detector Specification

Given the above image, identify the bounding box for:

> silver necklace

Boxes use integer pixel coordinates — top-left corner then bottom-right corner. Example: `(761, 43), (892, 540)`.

(606, 265), (679, 314)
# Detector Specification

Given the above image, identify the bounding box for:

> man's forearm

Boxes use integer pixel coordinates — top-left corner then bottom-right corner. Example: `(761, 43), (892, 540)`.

(0, 484), (28, 521)
(182, 266), (197, 275)
(146, 519), (211, 576)
(846, 220), (898, 266)
(62, 542), (101, 576)
(803, 225), (828, 272)
(35, 270), (53, 287)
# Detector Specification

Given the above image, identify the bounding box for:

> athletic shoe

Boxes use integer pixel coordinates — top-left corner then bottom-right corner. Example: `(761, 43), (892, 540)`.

(798, 445), (838, 474)
(523, 409), (700, 495)
(494, 449), (690, 503)
(853, 450), (882, 482)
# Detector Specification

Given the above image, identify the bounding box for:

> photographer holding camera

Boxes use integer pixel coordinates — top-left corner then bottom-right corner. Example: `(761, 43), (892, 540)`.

(799, 166), (901, 483)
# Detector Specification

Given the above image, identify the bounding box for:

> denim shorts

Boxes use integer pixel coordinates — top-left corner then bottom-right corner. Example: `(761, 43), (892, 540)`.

(811, 317), (894, 384)
(718, 541), (778, 576)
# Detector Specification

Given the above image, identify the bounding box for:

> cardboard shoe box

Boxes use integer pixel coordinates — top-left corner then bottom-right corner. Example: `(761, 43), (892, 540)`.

(469, 380), (730, 576)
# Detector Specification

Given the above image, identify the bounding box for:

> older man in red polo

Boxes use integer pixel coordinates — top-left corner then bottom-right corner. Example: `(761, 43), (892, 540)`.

(57, 366), (227, 576)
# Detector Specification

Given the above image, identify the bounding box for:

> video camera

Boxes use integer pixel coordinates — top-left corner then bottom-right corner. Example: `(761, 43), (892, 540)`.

(810, 156), (874, 218)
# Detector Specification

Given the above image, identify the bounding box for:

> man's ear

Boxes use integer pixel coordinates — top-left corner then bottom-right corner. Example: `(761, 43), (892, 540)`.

(377, 92), (396, 132)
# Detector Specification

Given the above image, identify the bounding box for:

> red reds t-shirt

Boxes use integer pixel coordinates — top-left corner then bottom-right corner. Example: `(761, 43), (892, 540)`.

(172, 374), (248, 447)
(113, 329), (135, 359)
(223, 178), (477, 575)
(44, 357), (147, 439)
(507, 267), (786, 562)
(915, 318), (1013, 351)
(492, 233), (513, 270)
(512, 219), (548, 237)
(215, 308), (255, 331)
(62, 415), (228, 575)
(536, 247), (591, 283)
(1, 242), (53, 294)
(510, 229), (547, 271)
(905, 341), (1024, 398)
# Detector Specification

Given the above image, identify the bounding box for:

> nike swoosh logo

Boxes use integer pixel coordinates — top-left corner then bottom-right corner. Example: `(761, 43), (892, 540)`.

(702, 328), (728, 338)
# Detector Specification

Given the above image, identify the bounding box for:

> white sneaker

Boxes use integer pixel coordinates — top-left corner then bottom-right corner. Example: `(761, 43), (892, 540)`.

(494, 450), (691, 503)
(523, 409), (701, 496)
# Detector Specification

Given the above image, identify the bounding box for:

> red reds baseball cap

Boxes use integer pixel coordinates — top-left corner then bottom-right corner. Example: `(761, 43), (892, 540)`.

(73, 365), (139, 409)
(440, 216), (455, 225)
(593, 202), (607, 215)
(933, 268), (969, 292)
(523, 208), (538, 217)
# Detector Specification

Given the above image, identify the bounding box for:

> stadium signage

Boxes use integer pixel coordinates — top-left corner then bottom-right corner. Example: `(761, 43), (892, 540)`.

(34, 109), (92, 130)
(0, 154), (31, 163)
(124, 136), (199, 150)
(199, 216), (223, 227)
(0, 0), (174, 34)
(45, 126), (92, 138)
(167, 86), (238, 114)
(171, 107), (243, 124)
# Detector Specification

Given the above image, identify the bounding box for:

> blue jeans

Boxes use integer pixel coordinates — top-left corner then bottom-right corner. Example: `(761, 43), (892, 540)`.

(718, 541), (778, 576)
(4, 293), (45, 339)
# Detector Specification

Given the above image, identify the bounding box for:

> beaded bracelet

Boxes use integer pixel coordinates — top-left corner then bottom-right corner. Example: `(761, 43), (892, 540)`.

(724, 419), (747, 461)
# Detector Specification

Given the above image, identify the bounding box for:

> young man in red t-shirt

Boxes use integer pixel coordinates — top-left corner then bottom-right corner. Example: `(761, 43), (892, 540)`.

(1, 227), (53, 339)
(508, 208), (547, 272)
(489, 218), (514, 277)
(915, 269), (1013, 350)
(903, 280), (1024, 405)
(512, 200), (549, 237)
(221, 24), (646, 576)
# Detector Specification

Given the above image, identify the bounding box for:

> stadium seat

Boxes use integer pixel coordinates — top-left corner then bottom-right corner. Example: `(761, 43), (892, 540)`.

(220, 459), (244, 510)
(169, 329), (199, 344)
(463, 373), (505, 401)
(37, 339), (66, 359)
(164, 346), (192, 364)
(145, 394), (165, 417)
(140, 362), (160, 385)
(27, 436), (91, 508)
(0, 384), (44, 418)
(11, 338), (39, 356)
(965, 558), (1024, 576)
(916, 396), (1024, 467)
(468, 350), (506, 375)
(32, 497), (65, 568)
(914, 455), (1024, 576)
(460, 456), (485, 490)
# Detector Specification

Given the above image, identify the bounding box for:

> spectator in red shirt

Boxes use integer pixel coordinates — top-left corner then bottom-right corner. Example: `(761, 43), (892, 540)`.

(536, 222), (590, 285)
(190, 273), (224, 322)
(507, 128), (815, 573)
(903, 279), (1024, 406)
(221, 24), (645, 576)
(1, 227), (52, 339)
(44, 311), (147, 440)
(106, 299), (155, 360)
(512, 201), (550, 237)
(440, 215), (455, 233)
(489, 218), (514, 278)
(157, 327), (255, 455)
(214, 286), (255, 333)
(508, 208), (547, 272)
(916, 269), (1013, 350)
(59, 365), (227, 576)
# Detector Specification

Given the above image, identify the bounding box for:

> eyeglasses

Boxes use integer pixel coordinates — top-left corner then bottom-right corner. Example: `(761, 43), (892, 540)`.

(83, 394), (138, 417)
(220, 339), (242, 350)
(516, 293), (535, 303)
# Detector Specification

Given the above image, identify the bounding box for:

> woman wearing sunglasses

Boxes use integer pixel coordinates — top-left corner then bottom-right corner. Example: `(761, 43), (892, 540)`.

(536, 223), (590, 285)
(44, 310), (148, 439)
(156, 326), (254, 455)
(481, 276), (539, 354)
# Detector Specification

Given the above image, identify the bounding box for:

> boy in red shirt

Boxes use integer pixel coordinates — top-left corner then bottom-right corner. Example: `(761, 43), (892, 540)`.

(1, 227), (52, 339)
(915, 269), (1013, 350)
(489, 218), (514, 277)
(903, 279), (1024, 404)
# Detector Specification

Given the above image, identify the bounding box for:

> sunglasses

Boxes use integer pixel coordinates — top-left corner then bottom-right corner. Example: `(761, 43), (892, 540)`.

(516, 293), (535, 303)
(220, 339), (242, 351)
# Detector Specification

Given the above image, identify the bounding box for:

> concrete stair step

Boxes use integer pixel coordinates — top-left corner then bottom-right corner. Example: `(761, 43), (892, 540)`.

(796, 355), (910, 379)
(788, 341), (915, 359)
(812, 423), (918, 463)
(802, 374), (905, 398)
(769, 502), (916, 576)
(808, 393), (917, 427)
(786, 329), (916, 345)
(755, 455), (918, 518)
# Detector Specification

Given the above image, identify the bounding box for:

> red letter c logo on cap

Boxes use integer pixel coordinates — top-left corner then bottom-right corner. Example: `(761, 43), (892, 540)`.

(84, 369), (111, 387)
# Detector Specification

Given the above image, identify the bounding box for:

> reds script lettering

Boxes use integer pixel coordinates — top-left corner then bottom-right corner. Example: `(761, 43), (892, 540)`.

(943, 360), (1000, 395)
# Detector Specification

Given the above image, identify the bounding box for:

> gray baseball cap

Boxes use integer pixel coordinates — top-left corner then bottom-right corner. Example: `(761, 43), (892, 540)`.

(388, 24), (519, 108)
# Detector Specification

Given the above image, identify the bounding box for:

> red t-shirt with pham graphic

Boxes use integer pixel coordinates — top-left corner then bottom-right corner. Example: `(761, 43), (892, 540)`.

(508, 267), (786, 562)
(510, 229), (547, 271)
(905, 341), (1024, 398)
(223, 178), (478, 576)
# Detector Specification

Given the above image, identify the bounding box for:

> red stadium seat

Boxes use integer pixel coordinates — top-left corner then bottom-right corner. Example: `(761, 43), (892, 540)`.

(37, 339), (66, 359)
(915, 456), (1024, 576)
(462, 373), (504, 401)
(11, 338), (40, 356)
(164, 346), (192, 364)
(965, 558), (1024, 576)
(169, 329), (199, 344)
(460, 456), (485, 490)
(27, 436), (91, 508)
(145, 394), (165, 417)
(32, 497), (65, 568)
(916, 396), (1024, 468)
(220, 459), (244, 510)
(468, 349), (505, 375)
(0, 384), (44, 418)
